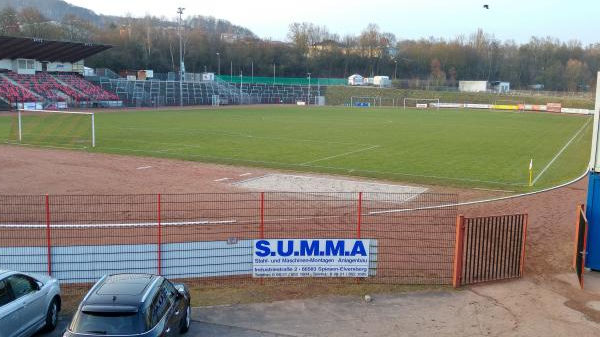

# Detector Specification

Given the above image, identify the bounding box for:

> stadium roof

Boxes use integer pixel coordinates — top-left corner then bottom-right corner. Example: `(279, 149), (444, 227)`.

(0, 36), (111, 63)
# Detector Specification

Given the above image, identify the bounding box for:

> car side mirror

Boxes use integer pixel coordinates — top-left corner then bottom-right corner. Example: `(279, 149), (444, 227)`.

(35, 281), (43, 290)
(175, 285), (186, 298)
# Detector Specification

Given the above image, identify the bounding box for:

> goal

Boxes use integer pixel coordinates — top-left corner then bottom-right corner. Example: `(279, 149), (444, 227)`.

(8, 109), (96, 148)
(350, 96), (381, 107)
(403, 98), (440, 109)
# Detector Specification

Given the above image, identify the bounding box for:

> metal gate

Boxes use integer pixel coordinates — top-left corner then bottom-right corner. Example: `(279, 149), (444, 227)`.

(573, 204), (588, 289)
(453, 214), (528, 286)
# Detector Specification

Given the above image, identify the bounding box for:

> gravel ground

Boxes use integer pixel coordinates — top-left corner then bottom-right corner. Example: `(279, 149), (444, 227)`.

(234, 173), (428, 201)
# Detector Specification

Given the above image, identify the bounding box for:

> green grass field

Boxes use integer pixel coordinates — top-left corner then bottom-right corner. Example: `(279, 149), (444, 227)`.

(0, 106), (593, 191)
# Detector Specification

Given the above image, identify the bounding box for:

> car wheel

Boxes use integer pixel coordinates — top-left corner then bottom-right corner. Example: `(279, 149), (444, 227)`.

(180, 305), (191, 333)
(43, 298), (59, 331)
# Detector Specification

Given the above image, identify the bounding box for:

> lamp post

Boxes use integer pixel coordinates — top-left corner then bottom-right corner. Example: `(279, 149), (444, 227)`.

(177, 7), (185, 107)
(216, 52), (221, 75)
(394, 60), (398, 80)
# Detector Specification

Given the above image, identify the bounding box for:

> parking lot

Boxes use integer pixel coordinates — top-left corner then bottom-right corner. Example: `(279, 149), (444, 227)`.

(39, 276), (600, 337)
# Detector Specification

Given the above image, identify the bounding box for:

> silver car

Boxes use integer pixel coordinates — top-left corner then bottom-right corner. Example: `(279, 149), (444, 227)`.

(0, 270), (61, 337)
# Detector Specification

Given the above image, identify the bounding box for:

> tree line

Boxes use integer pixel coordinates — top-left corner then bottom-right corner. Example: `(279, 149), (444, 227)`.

(1, 5), (599, 91)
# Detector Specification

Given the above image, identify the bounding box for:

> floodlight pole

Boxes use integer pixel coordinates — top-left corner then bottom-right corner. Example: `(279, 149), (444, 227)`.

(216, 52), (221, 75)
(177, 7), (185, 107)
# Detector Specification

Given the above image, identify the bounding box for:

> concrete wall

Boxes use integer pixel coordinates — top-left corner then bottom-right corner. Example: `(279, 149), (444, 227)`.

(0, 58), (81, 74)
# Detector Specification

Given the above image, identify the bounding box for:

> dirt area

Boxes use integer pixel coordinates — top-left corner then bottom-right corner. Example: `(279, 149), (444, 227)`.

(0, 145), (505, 200)
(3, 144), (600, 332)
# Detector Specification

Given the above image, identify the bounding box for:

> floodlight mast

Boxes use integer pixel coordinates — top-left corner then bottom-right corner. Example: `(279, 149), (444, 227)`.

(177, 7), (185, 107)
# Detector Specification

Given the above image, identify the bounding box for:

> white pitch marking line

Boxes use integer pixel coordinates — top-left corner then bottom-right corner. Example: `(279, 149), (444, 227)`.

(136, 166), (152, 170)
(300, 145), (381, 165)
(214, 178), (231, 182)
(532, 118), (592, 185)
(0, 220), (237, 229)
(239, 173), (252, 177)
(473, 187), (515, 193)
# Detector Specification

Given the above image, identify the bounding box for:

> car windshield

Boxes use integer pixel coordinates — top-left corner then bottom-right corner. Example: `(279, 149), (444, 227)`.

(70, 311), (146, 335)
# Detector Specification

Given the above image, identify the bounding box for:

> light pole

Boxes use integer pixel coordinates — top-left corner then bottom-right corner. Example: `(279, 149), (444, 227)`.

(177, 7), (185, 107)
(394, 60), (398, 80)
(307, 72), (311, 105)
(216, 52), (220, 75)
(273, 63), (276, 85)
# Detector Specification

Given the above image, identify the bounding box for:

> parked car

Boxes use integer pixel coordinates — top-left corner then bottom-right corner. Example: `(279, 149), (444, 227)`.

(65, 274), (191, 336)
(0, 269), (62, 337)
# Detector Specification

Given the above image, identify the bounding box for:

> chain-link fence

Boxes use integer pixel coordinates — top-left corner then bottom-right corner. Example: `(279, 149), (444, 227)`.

(0, 192), (458, 288)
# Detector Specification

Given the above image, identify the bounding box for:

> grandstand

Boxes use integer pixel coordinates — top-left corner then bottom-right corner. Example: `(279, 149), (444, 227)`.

(0, 36), (122, 108)
(0, 36), (328, 109)
(95, 76), (326, 107)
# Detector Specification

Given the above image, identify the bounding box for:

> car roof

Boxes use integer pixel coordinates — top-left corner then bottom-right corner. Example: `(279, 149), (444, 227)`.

(83, 274), (162, 308)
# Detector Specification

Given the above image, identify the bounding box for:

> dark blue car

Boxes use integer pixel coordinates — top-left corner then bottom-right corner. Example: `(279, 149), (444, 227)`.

(64, 274), (191, 337)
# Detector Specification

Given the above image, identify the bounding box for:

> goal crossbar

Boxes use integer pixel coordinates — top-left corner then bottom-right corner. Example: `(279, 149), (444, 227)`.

(350, 96), (382, 107)
(17, 109), (96, 147)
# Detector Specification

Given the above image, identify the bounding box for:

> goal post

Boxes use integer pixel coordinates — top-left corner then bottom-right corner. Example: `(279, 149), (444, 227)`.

(10, 109), (96, 148)
(350, 96), (381, 107)
(403, 98), (440, 109)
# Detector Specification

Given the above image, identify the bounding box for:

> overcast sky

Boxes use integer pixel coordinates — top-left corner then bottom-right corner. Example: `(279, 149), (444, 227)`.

(66, 0), (599, 44)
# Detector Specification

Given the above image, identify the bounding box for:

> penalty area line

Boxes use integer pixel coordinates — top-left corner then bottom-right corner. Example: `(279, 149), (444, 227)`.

(532, 118), (592, 185)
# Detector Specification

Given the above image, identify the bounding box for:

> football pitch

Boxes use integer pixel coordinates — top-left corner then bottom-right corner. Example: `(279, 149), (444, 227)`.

(0, 106), (593, 191)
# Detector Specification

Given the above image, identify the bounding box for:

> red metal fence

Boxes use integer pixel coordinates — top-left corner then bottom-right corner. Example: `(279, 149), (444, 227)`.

(453, 214), (528, 286)
(0, 192), (459, 286)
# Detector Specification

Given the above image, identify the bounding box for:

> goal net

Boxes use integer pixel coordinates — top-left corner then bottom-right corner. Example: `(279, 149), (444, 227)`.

(350, 96), (381, 107)
(6, 109), (95, 148)
(403, 98), (440, 109)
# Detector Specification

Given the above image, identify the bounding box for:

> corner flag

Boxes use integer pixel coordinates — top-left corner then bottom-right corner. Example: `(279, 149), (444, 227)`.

(529, 159), (533, 186)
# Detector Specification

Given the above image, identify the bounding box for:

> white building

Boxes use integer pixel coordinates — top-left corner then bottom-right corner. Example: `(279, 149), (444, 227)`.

(348, 74), (364, 86)
(459, 80), (511, 93)
(490, 81), (510, 93)
(459, 81), (488, 92)
(374, 76), (392, 88)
